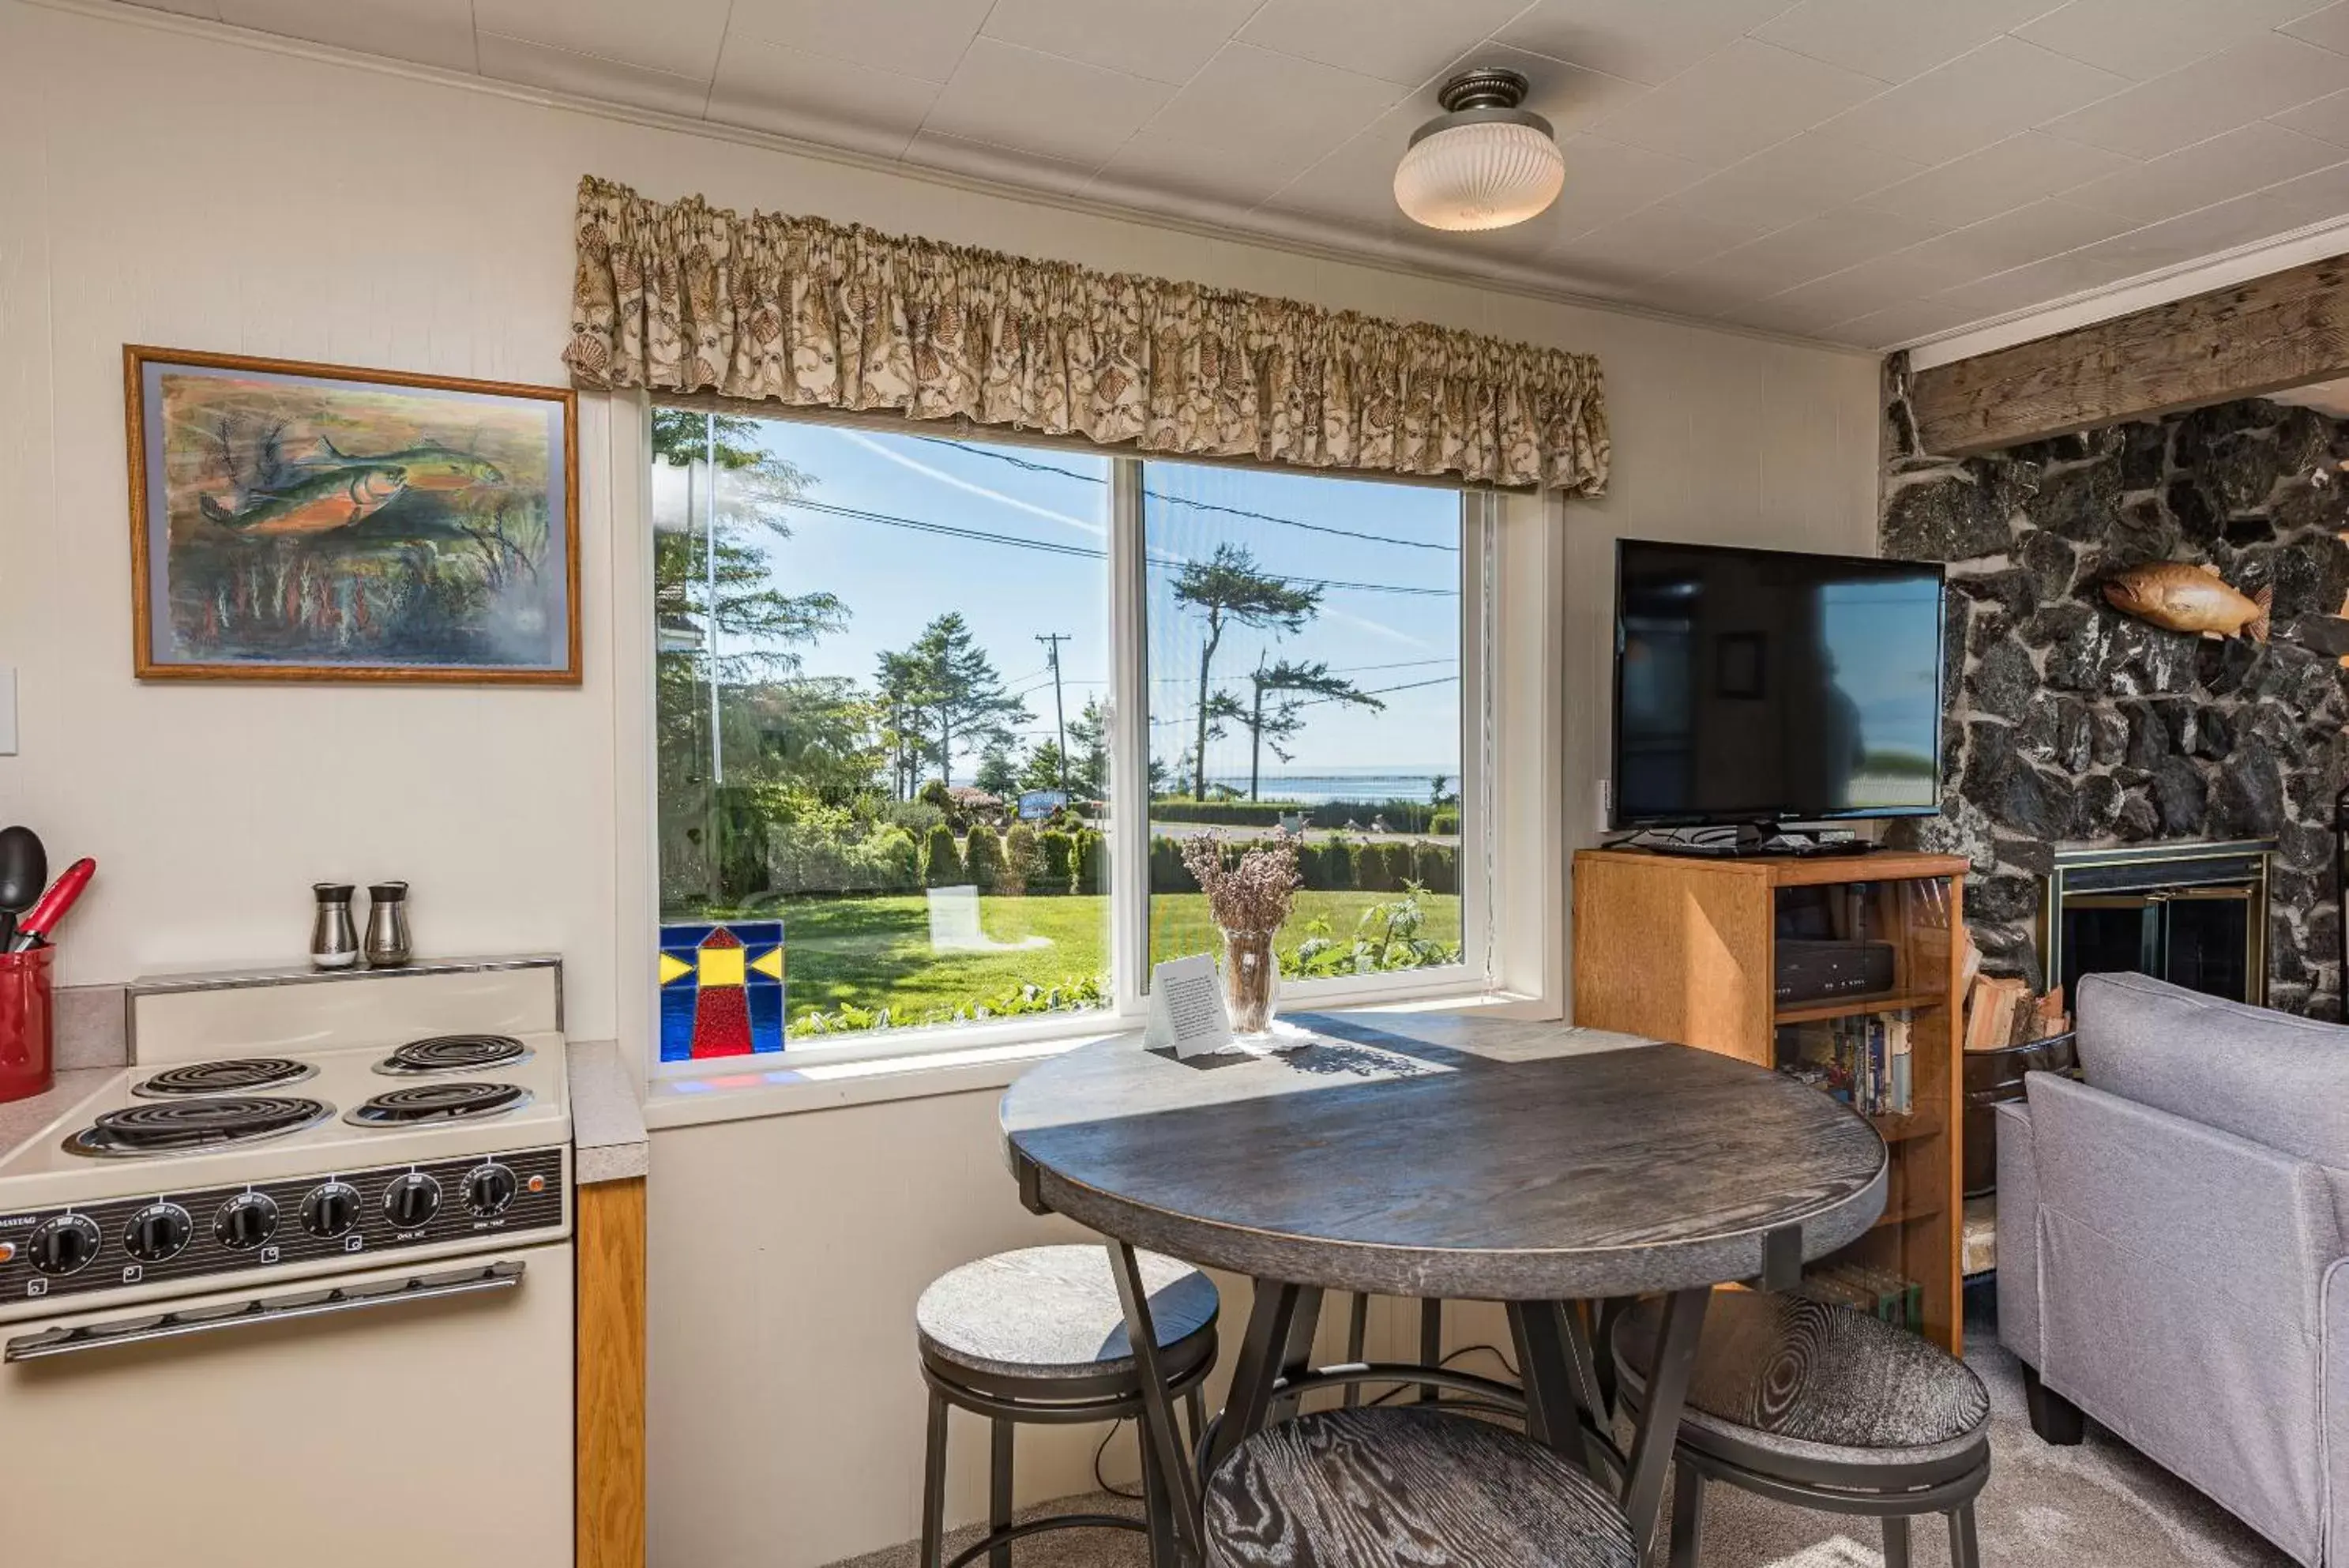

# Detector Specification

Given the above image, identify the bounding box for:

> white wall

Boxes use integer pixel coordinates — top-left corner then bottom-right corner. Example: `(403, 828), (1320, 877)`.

(0, 6), (1881, 1566)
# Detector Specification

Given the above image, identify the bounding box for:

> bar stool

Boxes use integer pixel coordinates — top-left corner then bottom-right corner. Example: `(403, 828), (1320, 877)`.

(915, 1245), (1218, 1568)
(1204, 1405), (1637, 1567)
(1611, 1291), (1991, 1568)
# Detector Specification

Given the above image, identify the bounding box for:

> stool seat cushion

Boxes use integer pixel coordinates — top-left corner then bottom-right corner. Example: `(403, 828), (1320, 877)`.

(1614, 1292), (1990, 1468)
(916, 1245), (1216, 1382)
(1205, 1407), (1635, 1568)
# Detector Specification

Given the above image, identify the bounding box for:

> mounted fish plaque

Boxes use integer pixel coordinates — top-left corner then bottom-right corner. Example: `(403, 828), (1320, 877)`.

(2101, 561), (2272, 643)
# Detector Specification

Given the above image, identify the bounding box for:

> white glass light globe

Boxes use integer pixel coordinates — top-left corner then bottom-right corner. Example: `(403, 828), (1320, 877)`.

(1394, 119), (1566, 231)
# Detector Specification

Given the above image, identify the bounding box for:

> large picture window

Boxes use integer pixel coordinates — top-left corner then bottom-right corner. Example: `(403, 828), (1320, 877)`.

(652, 406), (1484, 1062)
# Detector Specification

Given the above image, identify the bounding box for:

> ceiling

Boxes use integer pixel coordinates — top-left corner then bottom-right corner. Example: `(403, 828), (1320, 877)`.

(128, 0), (2349, 351)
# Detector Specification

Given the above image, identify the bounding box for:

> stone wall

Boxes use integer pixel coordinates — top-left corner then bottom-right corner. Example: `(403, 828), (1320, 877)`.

(1881, 364), (2349, 1017)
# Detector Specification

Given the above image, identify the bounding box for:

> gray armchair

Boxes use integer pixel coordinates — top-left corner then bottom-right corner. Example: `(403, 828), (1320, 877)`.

(1997, 971), (2349, 1566)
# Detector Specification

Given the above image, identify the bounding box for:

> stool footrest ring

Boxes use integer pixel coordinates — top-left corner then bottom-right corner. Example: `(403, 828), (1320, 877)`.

(942, 1512), (1144, 1568)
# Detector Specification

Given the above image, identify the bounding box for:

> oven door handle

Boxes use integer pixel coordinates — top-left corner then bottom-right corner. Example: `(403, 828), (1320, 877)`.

(2, 1260), (526, 1363)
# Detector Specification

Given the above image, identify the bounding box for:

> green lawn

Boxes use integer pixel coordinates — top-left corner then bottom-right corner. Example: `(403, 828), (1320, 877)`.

(765, 889), (1462, 1035)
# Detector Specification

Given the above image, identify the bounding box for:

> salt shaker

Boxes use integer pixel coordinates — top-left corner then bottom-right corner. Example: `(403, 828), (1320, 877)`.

(364, 882), (412, 968)
(310, 884), (359, 970)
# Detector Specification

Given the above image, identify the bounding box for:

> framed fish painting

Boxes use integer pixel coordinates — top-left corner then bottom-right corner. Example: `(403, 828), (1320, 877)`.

(125, 346), (580, 683)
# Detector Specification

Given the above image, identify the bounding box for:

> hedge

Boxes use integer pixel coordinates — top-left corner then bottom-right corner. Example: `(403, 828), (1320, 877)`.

(1147, 798), (1446, 833)
(965, 825), (1005, 891)
(923, 823), (964, 887)
(1039, 829), (1075, 893)
(1077, 829), (1111, 894)
(1002, 824), (1038, 895)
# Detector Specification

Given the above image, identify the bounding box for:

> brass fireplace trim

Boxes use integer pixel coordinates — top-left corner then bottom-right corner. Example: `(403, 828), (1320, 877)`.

(2037, 838), (2276, 1006)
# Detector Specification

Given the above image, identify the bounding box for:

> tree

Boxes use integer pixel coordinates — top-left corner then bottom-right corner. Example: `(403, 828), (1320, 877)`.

(1065, 696), (1111, 799)
(1430, 774), (1460, 808)
(1017, 742), (1071, 795)
(649, 410), (849, 904)
(885, 612), (1029, 788)
(1214, 656), (1385, 799)
(873, 649), (932, 801)
(1170, 543), (1320, 798)
(975, 746), (1018, 799)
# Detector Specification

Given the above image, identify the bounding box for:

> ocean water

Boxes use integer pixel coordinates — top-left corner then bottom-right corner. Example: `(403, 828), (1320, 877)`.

(1205, 769), (1460, 807)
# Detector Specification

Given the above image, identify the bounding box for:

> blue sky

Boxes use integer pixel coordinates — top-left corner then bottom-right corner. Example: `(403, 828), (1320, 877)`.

(734, 419), (1464, 788)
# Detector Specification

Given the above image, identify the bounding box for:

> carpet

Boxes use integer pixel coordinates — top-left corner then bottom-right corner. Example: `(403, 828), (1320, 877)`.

(829, 1324), (2296, 1567)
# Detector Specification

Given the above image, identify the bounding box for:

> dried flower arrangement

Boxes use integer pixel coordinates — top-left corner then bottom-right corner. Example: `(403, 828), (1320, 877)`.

(1178, 833), (1302, 934)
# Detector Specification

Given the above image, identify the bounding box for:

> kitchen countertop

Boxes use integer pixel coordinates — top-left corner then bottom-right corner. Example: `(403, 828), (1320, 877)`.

(0, 1069), (111, 1168)
(566, 1039), (648, 1186)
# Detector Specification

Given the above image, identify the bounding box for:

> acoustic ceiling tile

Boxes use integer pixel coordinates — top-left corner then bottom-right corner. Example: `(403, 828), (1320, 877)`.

(725, 0), (996, 84)
(472, 0), (731, 81)
(473, 31), (712, 118)
(2042, 33), (2349, 160)
(900, 130), (1103, 196)
(1138, 43), (1408, 176)
(1753, 0), (2057, 85)
(707, 36), (943, 158)
(2286, 1), (2349, 56)
(1497, 0), (1809, 88)
(1812, 36), (2129, 169)
(1586, 38), (1890, 169)
(924, 37), (1174, 167)
(1237, 0), (1537, 88)
(1856, 130), (2137, 229)
(2061, 122), (2349, 224)
(980, 0), (1256, 87)
(1660, 132), (1925, 235)
(1662, 205), (1947, 299)
(2020, 0), (2331, 84)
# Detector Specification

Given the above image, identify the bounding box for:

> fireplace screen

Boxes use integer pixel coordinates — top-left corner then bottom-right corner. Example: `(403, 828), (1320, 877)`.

(2039, 840), (2273, 1006)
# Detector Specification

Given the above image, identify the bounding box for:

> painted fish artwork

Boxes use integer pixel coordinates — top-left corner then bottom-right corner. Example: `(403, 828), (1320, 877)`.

(2101, 562), (2272, 644)
(127, 348), (579, 682)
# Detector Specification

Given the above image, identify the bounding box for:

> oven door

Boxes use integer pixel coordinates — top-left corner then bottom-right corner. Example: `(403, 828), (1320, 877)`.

(0, 1241), (572, 1568)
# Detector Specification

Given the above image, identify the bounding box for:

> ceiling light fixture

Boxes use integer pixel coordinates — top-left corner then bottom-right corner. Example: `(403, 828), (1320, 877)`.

(1393, 67), (1565, 232)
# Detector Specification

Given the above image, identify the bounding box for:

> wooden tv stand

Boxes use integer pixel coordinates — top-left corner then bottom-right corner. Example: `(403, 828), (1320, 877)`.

(1572, 847), (1968, 1353)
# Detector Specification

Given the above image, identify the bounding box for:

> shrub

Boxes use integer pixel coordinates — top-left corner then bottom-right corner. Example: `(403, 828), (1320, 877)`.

(1357, 840), (1411, 893)
(1039, 829), (1075, 893)
(923, 822), (965, 887)
(885, 799), (946, 838)
(871, 826), (922, 891)
(1149, 834), (1189, 893)
(1411, 839), (1459, 895)
(1149, 799), (1300, 828)
(1077, 830), (1111, 895)
(964, 825), (1005, 890)
(1429, 808), (1460, 837)
(1000, 823), (1038, 896)
(1310, 837), (1357, 892)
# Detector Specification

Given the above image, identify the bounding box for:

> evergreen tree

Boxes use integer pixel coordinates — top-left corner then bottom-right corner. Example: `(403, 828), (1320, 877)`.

(885, 612), (1030, 788)
(1210, 656), (1385, 799)
(1170, 543), (1320, 798)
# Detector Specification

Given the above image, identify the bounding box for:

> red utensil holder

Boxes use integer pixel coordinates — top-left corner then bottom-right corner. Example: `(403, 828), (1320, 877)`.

(0, 945), (55, 1104)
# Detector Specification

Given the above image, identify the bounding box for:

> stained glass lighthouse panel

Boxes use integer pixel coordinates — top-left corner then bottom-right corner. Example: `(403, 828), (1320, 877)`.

(659, 919), (784, 1062)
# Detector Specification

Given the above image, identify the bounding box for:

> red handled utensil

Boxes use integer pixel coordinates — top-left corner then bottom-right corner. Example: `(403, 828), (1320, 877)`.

(12, 858), (93, 953)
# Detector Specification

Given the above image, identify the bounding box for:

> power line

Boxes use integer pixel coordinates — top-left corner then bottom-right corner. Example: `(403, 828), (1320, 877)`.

(916, 438), (1460, 554)
(782, 498), (1454, 598)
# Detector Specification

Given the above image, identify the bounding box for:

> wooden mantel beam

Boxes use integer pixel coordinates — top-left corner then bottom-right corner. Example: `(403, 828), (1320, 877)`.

(1909, 254), (2349, 456)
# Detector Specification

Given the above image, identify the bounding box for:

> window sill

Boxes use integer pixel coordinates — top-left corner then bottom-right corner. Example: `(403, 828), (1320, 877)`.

(638, 988), (1549, 1132)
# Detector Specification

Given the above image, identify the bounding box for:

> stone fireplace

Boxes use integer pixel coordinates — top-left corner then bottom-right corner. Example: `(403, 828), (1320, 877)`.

(2042, 840), (2275, 1007)
(1880, 366), (2349, 1017)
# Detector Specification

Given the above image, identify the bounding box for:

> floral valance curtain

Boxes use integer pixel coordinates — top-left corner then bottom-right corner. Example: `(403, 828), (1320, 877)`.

(565, 175), (1608, 494)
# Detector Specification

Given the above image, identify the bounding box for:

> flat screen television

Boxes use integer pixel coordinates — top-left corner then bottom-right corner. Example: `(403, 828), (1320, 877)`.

(1610, 539), (1945, 829)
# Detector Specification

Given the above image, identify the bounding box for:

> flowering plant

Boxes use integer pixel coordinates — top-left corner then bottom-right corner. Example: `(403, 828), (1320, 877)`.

(1178, 833), (1302, 933)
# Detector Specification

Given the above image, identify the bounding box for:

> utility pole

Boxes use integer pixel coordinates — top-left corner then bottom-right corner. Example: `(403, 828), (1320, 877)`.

(1035, 633), (1073, 792)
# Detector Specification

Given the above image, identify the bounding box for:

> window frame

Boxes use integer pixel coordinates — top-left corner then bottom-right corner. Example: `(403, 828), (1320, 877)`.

(633, 400), (1508, 1078)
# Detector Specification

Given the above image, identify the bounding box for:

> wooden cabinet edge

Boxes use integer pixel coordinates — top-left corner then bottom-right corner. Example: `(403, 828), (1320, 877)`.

(578, 1176), (648, 1568)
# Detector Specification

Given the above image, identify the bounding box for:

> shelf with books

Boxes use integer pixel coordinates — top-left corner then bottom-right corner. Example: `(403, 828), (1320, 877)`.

(1572, 848), (1968, 1354)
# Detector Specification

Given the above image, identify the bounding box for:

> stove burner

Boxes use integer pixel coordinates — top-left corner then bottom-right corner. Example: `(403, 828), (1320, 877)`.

(375, 1034), (531, 1075)
(66, 1097), (334, 1159)
(347, 1081), (531, 1126)
(133, 1058), (317, 1098)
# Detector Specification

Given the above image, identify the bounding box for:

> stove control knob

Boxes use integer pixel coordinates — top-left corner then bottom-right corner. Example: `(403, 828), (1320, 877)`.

(463, 1163), (519, 1218)
(29, 1214), (103, 1277)
(384, 1171), (442, 1230)
(123, 1202), (193, 1263)
(301, 1182), (361, 1239)
(214, 1192), (278, 1251)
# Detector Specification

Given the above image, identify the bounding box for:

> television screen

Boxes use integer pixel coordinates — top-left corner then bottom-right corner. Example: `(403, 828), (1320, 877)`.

(1611, 540), (1945, 827)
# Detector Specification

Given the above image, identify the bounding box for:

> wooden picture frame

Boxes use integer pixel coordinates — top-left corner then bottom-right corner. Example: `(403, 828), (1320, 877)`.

(125, 345), (581, 684)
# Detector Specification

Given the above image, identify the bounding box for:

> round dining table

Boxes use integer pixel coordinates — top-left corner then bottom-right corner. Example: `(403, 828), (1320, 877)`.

(998, 1010), (1889, 1565)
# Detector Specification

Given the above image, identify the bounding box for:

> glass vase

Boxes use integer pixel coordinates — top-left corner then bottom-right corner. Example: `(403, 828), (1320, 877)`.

(1218, 926), (1280, 1037)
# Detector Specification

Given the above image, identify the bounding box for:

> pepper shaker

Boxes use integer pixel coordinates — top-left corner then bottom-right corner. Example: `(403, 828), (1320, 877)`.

(364, 882), (412, 968)
(310, 884), (359, 971)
